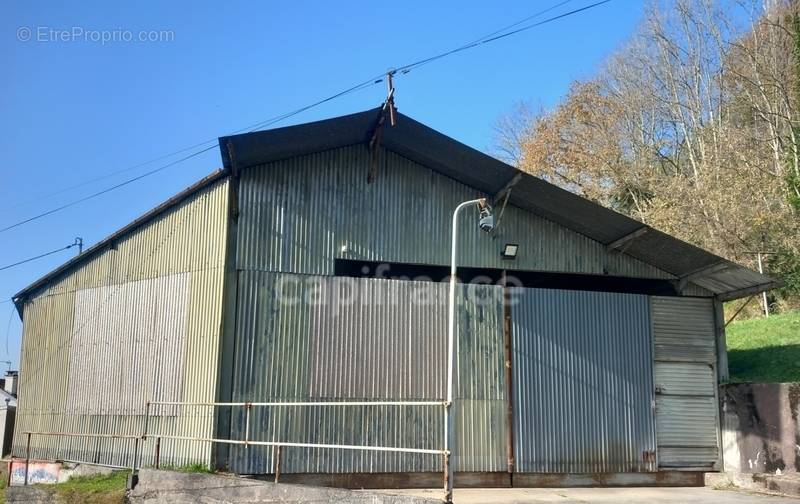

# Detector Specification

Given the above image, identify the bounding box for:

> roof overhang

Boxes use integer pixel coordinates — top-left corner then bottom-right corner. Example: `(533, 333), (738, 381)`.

(13, 108), (778, 312)
(220, 107), (779, 300)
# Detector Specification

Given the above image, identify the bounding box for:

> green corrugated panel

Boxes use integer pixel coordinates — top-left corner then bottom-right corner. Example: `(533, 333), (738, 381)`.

(13, 179), (229, 468)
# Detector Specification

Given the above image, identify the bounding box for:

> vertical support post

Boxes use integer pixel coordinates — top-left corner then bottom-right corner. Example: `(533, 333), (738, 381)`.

(713, 297), (729, 382)
(24, 432), (31, 486)
(140, 401), (151, 471)
(757, 252), (769, 317)
(501, 270), (515, 475)
(442, 451), (450, 502)
(386, 72), (397, 126)
(274, 445), (282, 483)
(132, 437), (140, 474)
(244, 403), (251, 448)
(143, 401), (151, 437)
(155, 437), (161, 469)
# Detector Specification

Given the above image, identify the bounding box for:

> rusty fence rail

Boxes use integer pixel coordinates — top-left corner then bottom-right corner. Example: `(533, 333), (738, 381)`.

(17, 431), (143, 486)
(142, 400), (450, 499)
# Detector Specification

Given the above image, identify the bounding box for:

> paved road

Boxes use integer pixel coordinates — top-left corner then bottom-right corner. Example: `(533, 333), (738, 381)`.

(375, 487), (800, 503)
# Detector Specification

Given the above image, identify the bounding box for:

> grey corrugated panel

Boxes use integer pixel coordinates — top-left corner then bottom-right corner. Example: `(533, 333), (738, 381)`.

(657, 447), (719, 468)
(228, 272), (506, 474)
(66, 274), (188, 416)
(650, 296), (719, 469)
(12, 179), (228, 469)
(651, 297), (716, 363)
(654, 363), (715, 397)
(655, 397), (718, 447)
(510, 288), (656, 473)
(236, 145), (672, 280)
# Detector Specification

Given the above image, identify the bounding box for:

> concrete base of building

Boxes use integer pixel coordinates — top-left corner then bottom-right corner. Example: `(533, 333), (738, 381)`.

(251, 471), (705, 489)
(127, 469), (439, 504)
(706, 471), (800, 498)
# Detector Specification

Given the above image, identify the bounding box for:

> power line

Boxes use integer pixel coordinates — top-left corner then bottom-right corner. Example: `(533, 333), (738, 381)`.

(0, 146), (216, 234)
(1, 78), (383, 215)
(1, 139), (219, 213)
(0, 77), (384, 235)
(462, 0), (578, 47)
(0, 0), (611, 234)
(0, 239), (82, 272)
(391, 0), (612, 75)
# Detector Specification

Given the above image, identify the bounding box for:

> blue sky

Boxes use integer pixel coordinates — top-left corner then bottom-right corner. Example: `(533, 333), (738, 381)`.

(0, 0), (644, 368)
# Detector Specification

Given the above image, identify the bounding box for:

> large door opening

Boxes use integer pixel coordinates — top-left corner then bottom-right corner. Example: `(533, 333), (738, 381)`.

(510, 287), (657, 473)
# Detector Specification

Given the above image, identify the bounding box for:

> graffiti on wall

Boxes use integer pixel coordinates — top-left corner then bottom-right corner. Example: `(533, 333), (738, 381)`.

(9, 459), (61, 485)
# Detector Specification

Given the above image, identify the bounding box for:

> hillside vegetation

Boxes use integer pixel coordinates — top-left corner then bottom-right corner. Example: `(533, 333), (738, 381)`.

(727, 311), (800, 383)
(496, 0), (800, 314)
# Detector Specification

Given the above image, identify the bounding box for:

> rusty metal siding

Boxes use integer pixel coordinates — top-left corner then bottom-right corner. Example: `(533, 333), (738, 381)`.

(511, 288), (656, 473)
(236, 146), (673, 280)
(13, 179), (229, 468)
(651, 296), (719, 469)
(227, 272), (506, 474)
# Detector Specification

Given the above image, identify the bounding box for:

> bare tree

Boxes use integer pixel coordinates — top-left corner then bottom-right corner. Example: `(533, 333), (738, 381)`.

(495, 0), (800, 309)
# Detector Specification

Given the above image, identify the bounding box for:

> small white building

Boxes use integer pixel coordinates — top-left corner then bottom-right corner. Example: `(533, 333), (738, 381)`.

(0, 371), (18, 456)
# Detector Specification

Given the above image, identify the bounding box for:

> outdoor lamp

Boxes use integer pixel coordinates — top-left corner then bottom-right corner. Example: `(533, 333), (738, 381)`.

(501, 243), (519, 260)
(478, 203), (494, 233)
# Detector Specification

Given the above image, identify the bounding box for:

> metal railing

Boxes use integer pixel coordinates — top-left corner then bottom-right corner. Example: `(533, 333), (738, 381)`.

(18, 431), (142, 486)
(14, 399), (451, 502)
(142, 399), (450, 499)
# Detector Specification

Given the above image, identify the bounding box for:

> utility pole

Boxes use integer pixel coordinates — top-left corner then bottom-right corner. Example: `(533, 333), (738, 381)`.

(743, 250), (775, 318)
(756, 252), (769, 317)
(75, 237), (83, 254)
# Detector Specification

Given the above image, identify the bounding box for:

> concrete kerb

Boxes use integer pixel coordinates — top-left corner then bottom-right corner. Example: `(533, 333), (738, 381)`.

(127, 468), (441, 503)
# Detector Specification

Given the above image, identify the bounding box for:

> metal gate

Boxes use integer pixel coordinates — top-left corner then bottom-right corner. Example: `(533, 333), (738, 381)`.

(651, 296), (720, 470)
(510, 288), (657, 473)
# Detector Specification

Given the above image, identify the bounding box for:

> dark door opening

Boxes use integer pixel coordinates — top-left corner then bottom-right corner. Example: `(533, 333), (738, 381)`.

(334, 259), (679, 296)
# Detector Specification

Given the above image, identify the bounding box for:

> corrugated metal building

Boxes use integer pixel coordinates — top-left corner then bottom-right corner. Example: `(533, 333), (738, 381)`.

(11, 108), (778, 483)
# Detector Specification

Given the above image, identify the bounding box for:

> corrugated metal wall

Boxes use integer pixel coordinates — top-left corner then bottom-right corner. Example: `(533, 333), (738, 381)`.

(14, 142), (724, 477)
(227, 273), (506, 474)
(67, 274), (189, 415)
(651, 297), (720, 469)
(13, 179), (229, 468)
(511, 288), (656, 473)
(236, 146), (673, 280)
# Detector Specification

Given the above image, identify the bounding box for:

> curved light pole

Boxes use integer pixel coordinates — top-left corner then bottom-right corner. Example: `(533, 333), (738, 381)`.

(444, 197), (493, 503)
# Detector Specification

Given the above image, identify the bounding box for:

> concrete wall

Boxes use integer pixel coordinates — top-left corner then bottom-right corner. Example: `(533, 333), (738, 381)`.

(720, 383), (800, 473)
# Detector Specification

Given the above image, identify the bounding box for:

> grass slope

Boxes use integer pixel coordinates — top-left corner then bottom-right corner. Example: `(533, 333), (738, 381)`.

(726, 310), (800, 383)
(52, 471), (128, 504)
(0, 465), (213, 503)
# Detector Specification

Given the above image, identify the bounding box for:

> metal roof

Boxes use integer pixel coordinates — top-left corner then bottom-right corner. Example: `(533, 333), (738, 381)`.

(14, 108), (777, 307)
(219, 107), (778, 301)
